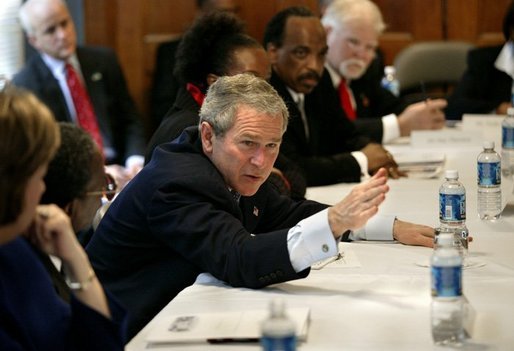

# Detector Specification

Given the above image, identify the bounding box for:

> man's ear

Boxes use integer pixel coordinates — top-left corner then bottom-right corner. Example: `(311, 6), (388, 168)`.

(266, 42), (278, 65)
(324, 25), (333, 37)
(206, 73), (218, 86)
(27, 35), (39, 50)
(200, 121), (215, 155)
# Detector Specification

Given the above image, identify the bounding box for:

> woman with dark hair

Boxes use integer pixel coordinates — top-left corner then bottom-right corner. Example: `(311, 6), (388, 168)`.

(146, 11), (270, 162)
(0, 87), (126, 350)
(446, 1), (514, 119)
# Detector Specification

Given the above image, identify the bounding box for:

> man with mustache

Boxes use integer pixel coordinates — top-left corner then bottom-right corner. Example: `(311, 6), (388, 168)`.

(264, 6), (401, 185)
(322, 0), (447, 143)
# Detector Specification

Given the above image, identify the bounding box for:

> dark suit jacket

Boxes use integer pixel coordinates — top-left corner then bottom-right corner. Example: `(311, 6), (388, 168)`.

(12, 46), (146, 165)
(446, 45), (513, 120)
(270, 70), (371, 186)
(348, 58), (408, 142)
(150, 39), (182, 130)
(86, 127), (325, 337)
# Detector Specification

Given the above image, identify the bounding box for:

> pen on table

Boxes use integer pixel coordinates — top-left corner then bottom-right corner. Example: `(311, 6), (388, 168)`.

(207, 338), (259, 343)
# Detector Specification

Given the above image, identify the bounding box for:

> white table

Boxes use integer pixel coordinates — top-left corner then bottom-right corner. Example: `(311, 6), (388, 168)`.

(127, 123), (514, 351)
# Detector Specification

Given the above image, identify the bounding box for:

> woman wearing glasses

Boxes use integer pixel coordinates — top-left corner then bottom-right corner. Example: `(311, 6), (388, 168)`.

(0, 87), (126, 350)
(41, 122), (117, 247)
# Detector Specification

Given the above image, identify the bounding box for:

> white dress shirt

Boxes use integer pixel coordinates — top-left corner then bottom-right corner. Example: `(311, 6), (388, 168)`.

(287, 208), (395, 272)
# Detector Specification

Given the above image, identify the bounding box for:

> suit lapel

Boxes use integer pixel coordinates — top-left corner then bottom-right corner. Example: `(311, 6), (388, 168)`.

(33, 56), (72, 122)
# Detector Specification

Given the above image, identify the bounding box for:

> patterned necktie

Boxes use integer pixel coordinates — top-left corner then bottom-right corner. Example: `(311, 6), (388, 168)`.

(338, 79), (356, 121)
(65, 63), (104, 151)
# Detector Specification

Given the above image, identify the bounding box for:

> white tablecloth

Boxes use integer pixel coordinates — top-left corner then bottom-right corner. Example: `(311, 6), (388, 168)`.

(127, 124), (514, 351)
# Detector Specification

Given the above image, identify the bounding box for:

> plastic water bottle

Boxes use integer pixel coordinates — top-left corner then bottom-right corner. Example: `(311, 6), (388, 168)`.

(381, 65), (400, 97)
(477, 141), (502, 220)
(261, 299), (296, 351)
(439, 170), (466, 230)
(434, 226), (468, 260)
(501, 107), (514, 176)
(431, 233), (465, 346)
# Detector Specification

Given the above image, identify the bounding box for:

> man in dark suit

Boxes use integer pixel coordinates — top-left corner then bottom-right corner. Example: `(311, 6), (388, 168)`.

(264, 6), (402, 185)
(86, 73), (399, 337)
(446, 1), (514, 119)
(13, 0), (146, 188)
(321, 0), (446, 143)
(150, 0), (239, 130)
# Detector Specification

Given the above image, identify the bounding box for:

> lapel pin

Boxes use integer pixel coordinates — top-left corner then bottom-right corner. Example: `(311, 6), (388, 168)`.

(91, 72), (102, 81)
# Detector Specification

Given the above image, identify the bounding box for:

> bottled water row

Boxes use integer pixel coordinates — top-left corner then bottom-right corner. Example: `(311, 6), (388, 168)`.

(431, 108), (514, 346)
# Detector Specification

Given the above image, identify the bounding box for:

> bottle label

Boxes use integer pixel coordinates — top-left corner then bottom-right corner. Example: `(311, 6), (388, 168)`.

(261, 335), (297, 351)
(381, 80), (400, 97)
(502, 126), (514, 148)
(439, 194), (466, 222)
(478, 161), (501, 186)
(431, 265), (462, 297)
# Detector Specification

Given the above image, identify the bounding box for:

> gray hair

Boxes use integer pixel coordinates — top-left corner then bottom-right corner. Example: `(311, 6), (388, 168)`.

(321, 0), (386, 34)
(19, 0), (68, 35)
(199, 73), (289, 136)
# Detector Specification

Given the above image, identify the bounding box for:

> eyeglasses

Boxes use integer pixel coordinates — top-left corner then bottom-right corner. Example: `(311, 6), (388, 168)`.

(84, 173), (117, 201)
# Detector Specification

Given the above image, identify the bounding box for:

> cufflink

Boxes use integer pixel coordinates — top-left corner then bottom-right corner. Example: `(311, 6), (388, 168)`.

(322, 244), (329, 252)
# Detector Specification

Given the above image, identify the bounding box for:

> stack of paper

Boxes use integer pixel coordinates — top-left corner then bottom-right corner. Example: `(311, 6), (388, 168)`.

(393, 151), (446, 178)
(145, 307), (310, 345)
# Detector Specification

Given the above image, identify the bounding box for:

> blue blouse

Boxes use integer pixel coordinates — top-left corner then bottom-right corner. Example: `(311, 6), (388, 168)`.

(0, 237), (127, 350)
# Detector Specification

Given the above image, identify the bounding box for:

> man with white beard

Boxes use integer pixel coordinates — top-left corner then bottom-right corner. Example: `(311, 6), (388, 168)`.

(322, 0), (447, 143)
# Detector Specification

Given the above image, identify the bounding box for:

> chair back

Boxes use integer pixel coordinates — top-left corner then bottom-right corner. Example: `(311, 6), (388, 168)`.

(393, 41), (474, 101)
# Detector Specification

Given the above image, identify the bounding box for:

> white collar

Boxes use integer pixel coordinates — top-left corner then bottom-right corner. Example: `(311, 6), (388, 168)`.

(325, 63), (342, 89)
(286, 87), (304, 105)
(494, 41), (514, 78)
(40, 53), (80, 78)
(41, 53), (66, 78)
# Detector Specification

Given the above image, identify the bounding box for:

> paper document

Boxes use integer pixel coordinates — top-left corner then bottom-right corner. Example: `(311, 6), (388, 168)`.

(392, 151), (446, 178)
(145, 307), (310, 344)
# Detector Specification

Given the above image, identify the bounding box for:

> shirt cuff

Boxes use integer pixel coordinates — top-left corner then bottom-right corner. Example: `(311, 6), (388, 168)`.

(381, 114), (400, 144)
(351, 151), (370, 180)
(350, 214), (396, 241)
(287, 208), (339, 272)
(125, 155), (144, 170)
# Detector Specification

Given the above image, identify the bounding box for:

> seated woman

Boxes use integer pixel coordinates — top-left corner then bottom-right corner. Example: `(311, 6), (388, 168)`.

(41, 122), (115, 247)
(0, 87), (126, 350)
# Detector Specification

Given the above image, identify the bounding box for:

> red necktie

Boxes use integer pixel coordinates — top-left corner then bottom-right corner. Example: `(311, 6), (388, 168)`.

(338, 79), (356, 121)
(65, 63), (104, 151)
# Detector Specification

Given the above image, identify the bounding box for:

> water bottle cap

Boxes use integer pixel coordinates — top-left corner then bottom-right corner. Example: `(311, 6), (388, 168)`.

(384, 65), (396, 75)
(445, 169), (458, 179)
(483, 141), (494, 149)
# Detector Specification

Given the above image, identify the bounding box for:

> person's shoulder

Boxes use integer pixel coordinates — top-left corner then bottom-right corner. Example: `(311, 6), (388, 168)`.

(11, 55), (47, 86)
(468, 45), (503, 64)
